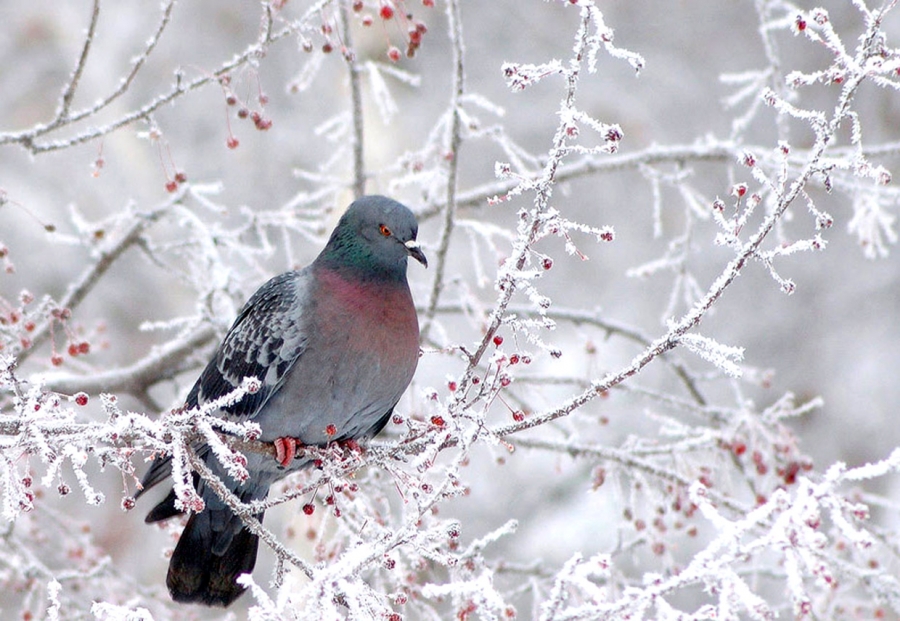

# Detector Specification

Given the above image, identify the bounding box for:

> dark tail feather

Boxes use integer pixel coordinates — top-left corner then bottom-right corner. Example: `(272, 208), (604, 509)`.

(166, 509), (262, 607)
(145, 487), (182, 523)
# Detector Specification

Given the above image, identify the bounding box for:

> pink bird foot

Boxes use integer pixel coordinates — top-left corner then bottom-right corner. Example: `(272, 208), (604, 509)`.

(274, 437), (303, 468)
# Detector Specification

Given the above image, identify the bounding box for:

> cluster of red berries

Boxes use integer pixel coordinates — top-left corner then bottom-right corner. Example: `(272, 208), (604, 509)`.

(164, 170), (188, 194)
(351, 1), (431, 62)
(220, 75), (272, 150)
(49, 340), (91, 367)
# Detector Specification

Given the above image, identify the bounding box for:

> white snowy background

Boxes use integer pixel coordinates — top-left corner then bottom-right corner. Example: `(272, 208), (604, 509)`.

(2, 0), (900, 619)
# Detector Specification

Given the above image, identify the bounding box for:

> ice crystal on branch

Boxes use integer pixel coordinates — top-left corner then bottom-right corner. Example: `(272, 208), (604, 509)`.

(2, 0), (900, 618)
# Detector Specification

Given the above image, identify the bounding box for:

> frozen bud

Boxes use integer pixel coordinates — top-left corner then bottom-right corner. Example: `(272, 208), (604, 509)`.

(604, 126), (623, 143)
(812, 8), (828, 24)
(730, 183), (748, 198)
(591, 466), (606, 490)
(878, 169), (891, 185)
(121, 496), (136, 511)
(741, 151), (756, 167)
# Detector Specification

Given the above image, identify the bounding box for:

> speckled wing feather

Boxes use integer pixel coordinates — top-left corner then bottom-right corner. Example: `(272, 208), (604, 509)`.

(188, 269), (310, 422)
(138, 270), (309, 497)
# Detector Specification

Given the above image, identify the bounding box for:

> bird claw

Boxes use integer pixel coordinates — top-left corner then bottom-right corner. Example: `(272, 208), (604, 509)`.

(338, 438), (363, 454)
(274, 437), (302, 468)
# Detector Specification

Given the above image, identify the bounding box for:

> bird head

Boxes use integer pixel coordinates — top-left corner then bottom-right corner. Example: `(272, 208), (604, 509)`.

(318, 195), (428, 280)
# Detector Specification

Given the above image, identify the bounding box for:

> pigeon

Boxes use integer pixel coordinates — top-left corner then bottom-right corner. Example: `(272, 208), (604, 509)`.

(136, 195), (426, 606)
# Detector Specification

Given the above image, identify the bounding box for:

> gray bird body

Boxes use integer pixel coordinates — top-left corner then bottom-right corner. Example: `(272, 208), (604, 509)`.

(137, 196), (425, 606)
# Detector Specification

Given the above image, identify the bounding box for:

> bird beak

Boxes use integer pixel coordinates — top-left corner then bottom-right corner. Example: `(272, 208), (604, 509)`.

(404, 239), (428, 267)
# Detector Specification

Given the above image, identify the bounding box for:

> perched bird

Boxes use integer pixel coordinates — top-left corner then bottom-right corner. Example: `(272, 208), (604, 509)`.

(136, 195), (426, 606)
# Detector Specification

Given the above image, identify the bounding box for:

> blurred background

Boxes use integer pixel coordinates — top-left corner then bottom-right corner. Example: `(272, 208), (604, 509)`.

(1, 1), (899, 617)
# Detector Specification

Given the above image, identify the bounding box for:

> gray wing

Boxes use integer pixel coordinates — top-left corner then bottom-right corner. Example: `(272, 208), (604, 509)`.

(138, 270), (310, 499)
(187, 269), (310, 422)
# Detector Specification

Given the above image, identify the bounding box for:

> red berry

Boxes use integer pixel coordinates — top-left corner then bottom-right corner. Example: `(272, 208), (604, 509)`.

(423, 0), (434, 5)
(174, 171), (187, 184)
(512, 411), (524, 422)
(121, 496), (136, 511)
(448, 380), (457, 392)
(77, 341), (90, 355)
(352, 0), (363, 11)
(225, 95), (237, 106)
(387, 46), (401, 62)
(227, 136), (240, 149)
(68, 343), (79, 357)
(50, 354), (64, 367)
(302, 503), (315, 515)
(165, 180), (178, 193)
(732, 441), (747, 456)
(325, 424), (337, 437)
(493, 335), (503, 346)
(430, 415), (445, 428)
(322, 42), (333, 53)
(74, 392), (88, 406)
(542, 257), (553, 270)
(362, 15), (373, 26)
(380, 4), (394, 19)
(509, 354), (519, 364)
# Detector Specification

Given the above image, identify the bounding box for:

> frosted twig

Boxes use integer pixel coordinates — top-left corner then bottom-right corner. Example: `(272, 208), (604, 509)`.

(340, 0), (366, 198)
(54, 0), (100, 124)
(187, 451), (315, 579)
(16, 194), (183, 365)
(419, 0), (466, 343)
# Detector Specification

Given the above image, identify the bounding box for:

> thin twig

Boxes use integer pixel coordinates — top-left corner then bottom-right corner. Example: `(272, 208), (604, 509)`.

(419, 0), (466, 343)
(340, 0), (366, 198)
(187, 451), (316, 579)
(16, 193), (184, 365)
(54, 0), (101, 123)
(42, 324), (215, 397)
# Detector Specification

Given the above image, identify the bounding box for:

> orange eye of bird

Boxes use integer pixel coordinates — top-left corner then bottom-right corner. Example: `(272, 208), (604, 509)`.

(379, 224), (392, 237)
